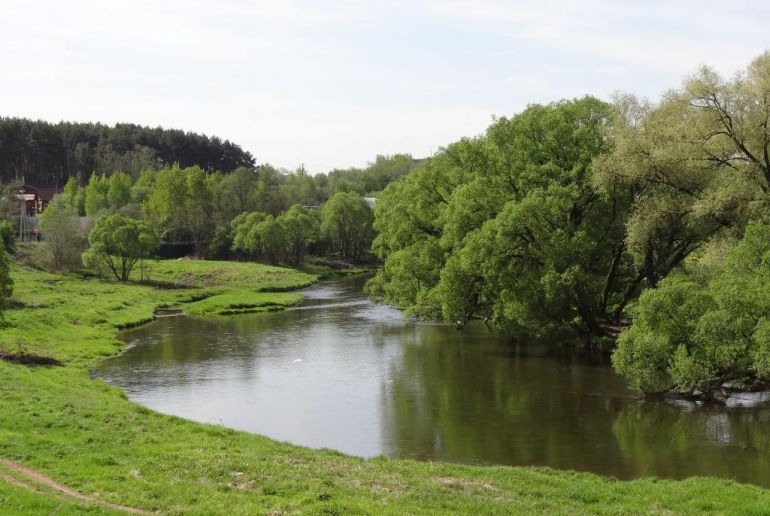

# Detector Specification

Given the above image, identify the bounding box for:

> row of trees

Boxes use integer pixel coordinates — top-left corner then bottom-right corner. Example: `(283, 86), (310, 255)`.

(33, 154), (408, 259)
(0, 118), (256, 185)
(368, 51), (770, 397)
(228, 193), (373, 265)
(35, 170), (375, 280)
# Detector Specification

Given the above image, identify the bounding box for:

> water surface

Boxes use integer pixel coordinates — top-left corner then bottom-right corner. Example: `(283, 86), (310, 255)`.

(93, 276), (770, 486)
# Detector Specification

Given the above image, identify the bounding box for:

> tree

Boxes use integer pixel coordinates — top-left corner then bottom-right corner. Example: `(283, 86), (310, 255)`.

(142, 164), (188, 241)
(107, 171), (133, 210)
(39, 195), (87, 271)
(214, 167), (258, 223)
(321, 191), (374, 262)
(277, 204), (318, 265)
(83, 215), (159, 281)
(84, 173), (111, 216)
(593, 52), (770, 311)
(184, 166), (215, 254)
(60, 177), (85, 215)
(0, 220), (15, 254)
(368, 98), (629, 339)
(612, 222), (770, 397)
(230, 211), (268, 258)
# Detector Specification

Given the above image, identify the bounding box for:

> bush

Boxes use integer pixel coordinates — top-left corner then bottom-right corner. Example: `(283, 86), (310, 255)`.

(612, 222), (770, 396)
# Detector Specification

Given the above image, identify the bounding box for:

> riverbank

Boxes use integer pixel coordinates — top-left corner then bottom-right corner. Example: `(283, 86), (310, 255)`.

(1, 260), (769, 513)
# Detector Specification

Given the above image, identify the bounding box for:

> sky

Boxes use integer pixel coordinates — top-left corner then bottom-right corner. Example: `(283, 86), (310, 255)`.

(1, 1), (769, 173)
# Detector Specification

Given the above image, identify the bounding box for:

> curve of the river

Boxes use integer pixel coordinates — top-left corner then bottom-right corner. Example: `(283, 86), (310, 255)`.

(92, 275), (770, 487)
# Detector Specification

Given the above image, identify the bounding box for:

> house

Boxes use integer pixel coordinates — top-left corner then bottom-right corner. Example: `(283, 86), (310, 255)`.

(18, 185), (62, 214)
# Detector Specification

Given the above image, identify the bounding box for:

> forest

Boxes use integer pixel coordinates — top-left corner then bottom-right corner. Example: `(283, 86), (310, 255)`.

(0, 118), (256, 185)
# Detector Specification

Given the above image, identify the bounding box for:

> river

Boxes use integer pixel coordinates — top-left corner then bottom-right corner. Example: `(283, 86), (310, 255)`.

(92, 275), (770, 487)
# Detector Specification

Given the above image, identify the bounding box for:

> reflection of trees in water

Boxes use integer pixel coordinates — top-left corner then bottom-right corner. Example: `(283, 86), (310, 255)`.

(380, 327), (632, 475)
(104, 308), (328, 389)
(612, 401), (770, 485)
(381, 328), (770, 485)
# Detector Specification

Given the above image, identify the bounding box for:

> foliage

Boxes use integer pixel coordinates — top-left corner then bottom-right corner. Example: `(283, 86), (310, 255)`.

(230, 205), (319, 265)
(0, 117), (255, 185)
(613, 223), (770, 395)
(278, 204), (318, 265)
(82, 214), (159, 281)
(321, 191), (374, 262)
(368, 97), (630, 338)
(39, 195), (88, 271)
(0, 247), (12, 312)
(0, 220), (15, 254)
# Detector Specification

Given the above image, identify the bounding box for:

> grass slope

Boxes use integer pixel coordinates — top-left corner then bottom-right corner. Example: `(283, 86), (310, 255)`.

(1, 260), (769, 514)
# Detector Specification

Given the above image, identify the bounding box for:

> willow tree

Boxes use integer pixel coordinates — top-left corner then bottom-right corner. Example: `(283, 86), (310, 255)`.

(594, 51), (770, 318)
(83, 215), (159, 281)
(369, 97), (636, 341)
(604, 52), (770, 393)
(321, 192), (374, 262)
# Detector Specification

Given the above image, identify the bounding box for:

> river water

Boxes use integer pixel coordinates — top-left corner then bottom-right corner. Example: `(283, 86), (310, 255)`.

(92, 275), (770, 486)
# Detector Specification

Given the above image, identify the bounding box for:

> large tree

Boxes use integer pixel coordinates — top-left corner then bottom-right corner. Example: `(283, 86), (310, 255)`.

(83, 215), (159, 281)
(368, 97), (634, 340)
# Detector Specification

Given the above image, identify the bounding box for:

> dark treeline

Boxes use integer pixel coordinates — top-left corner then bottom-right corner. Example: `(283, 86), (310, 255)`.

(0, 118), (256, 185)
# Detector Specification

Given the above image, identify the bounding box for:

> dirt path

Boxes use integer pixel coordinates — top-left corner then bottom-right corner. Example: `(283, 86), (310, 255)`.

(0, 457), (151, 514)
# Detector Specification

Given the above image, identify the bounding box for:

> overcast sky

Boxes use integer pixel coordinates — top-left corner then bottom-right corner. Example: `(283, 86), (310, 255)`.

(1, 1), (768, 172)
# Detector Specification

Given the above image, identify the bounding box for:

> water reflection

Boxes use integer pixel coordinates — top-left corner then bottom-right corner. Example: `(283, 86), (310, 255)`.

(92, 275), (770, 487)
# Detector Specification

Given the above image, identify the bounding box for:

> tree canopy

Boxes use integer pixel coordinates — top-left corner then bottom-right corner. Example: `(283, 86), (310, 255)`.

(82, 214), (159, 281)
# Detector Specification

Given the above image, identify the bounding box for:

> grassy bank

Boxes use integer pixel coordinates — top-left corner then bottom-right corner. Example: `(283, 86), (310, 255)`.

(1, 260), (770, 514)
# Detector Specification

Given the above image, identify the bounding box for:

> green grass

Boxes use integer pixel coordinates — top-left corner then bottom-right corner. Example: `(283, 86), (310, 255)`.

(184, 290), (303, 316)
(0, 477), (118, 515)
(1, 259), (770, 514)
(134, 259), (316, 291)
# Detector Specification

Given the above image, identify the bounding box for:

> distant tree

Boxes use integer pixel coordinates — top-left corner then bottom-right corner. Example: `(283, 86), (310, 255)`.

(230, 211), (268, 257)
(0, 117), (255, 186)
(206, 224), (234, 260)
(107, 171), (133, 210)
(214, 167), (258, 223)
(321, 191), (374, 262)
(184, 166), (215, 254)
(142, 165), (188, 241)
(253, 165), (287, 215)
(279, 166), (318, 207)
(254, 215), (285, 264)
(83, 214), (159, 281)
(277, 204), (318, 265)
(60, 176), (85, 215)
(84, 173), (111, 216)
(39, 195), (86, 271)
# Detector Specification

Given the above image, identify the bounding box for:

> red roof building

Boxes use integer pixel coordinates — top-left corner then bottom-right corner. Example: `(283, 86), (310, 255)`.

(19, 185), (62, 214)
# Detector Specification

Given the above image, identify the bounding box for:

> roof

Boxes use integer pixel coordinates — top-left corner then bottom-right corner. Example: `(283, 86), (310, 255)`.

(20, 185), (62, 201)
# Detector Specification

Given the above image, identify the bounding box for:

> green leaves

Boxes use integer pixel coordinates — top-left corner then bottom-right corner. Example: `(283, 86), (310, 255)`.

(370, 97), (623, 336)
(83, 214), (159, 281)
(321, 192), (374, 262)
(612, 222), (770, 394)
